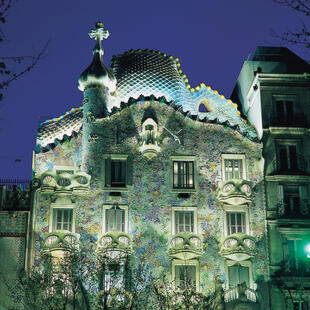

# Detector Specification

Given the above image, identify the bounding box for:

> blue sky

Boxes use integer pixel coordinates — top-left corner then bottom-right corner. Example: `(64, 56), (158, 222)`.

(1, 0), (308, 178)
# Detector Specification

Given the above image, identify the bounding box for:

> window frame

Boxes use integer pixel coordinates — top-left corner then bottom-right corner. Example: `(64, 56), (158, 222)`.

(170, 156), (197, 193)
(49, 204), (75, 233)
(221, 154), (246, 181)
(276, 139), (302, 172)
(226, 212), (247, 235)
(272, 94), (298, 124)
(171, 206), (197, 235)
(223, 205), (249, 236)
(225, 260), (253, 290)
(172, 259), (199, 291)
(102, 204), (129, 233)
(102, 154), (131, 191)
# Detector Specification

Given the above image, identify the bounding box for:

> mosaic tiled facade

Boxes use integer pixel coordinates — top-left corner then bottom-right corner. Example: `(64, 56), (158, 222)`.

(2, 24), (310, 310)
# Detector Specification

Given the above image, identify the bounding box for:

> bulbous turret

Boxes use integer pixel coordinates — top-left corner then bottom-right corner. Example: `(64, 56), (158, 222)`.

(78, 22), (116, 92)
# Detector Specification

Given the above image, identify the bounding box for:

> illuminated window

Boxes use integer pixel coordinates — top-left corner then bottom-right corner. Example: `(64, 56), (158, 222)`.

(224, 159), (243, 180)
(175, 265), (196, 290)
(222, 154), (246, 180)
(228, 264), (249, 288)
(104, 263), (125, 291)
(226, 212), (246, 235)
(175, 211), (194, 233)
(105, 206), (126, 232)
(173, 161), (194, 189)
(53, 209), (73, 232)
(103, 205), (128, 233)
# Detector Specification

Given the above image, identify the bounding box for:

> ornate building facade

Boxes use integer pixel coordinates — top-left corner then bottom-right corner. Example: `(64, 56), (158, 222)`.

(0, 23), (309, 310)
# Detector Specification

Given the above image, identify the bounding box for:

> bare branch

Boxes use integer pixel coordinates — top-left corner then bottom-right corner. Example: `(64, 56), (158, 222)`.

(0, 40), (49, 91)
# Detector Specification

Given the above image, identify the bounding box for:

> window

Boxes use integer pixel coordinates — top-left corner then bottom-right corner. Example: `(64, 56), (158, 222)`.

(103, 155), (132, 189)
(226, 212), (246, 235)
(277, 143), (299, 171)
(222, 154), (246, 180)
(175, 211), (194, 233)
(171, 207), (197, 234)
(172, 260), (199, 291)
(111, 160), (126, 187)
(284, 239), (305, 273)
(228, 264), (249, 288)
(103, 205), (128, 233)
(173, 161), (194, 189)
(224, 159), (243, 180)
(175, 265), (196, 290)
(278, 185), (308, 217)
(276, 100), (294, 124)
(105, 206), (125, 232)
(104, 263), (125, 291)
(53, 209), (73, 231)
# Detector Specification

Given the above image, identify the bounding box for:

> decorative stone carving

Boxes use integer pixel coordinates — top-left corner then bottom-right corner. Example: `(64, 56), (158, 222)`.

(96, 232), (132, 261)
(169, 232), (203, 260)
(217, 179), (253, 205)
(219, 233), (256, 261)
(38, 170), (91, 193)
(139, 118), (161, 159)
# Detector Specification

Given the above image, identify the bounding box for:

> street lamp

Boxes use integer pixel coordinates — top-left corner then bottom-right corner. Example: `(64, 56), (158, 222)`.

(298, 243), (310, 310)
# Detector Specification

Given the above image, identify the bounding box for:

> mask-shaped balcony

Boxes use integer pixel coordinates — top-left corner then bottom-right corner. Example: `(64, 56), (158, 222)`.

(97, 232), (132, 261)
(38, 170), (91, 193)
(217, 179), (253, 205)
(169, 232), (203, 260)
(219, 233), (256, 261)
(43, 232), (80, 257)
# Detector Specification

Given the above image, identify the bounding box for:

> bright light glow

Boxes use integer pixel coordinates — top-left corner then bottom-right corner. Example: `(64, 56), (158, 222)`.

(305, 243), (310, 258)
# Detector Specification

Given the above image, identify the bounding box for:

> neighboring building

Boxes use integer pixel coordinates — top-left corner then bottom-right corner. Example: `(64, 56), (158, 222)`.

(1, 23), (309, 310)
(232, 46), (310, 310)
(0, 180), (31, 310)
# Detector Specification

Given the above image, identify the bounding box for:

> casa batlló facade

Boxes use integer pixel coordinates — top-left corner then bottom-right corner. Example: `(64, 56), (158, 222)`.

(0, 22), (309, 310)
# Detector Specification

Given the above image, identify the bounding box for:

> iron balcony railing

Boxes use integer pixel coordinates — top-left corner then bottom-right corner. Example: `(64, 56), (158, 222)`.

(0, 179), (31, 190)
(277, 200), (309, 219)
(270, 155), (308, 175)
(268, 113), (308, 128)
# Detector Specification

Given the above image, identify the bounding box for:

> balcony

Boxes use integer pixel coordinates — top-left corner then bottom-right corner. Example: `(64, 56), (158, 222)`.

(97, 232), (132, 261)
(219, 233), (256, 261)
(277, 200), (309, 219)
(95, 289), (133, 310)
(217, 179), (253, 205)
(224, 284), (257, 304)
(169, 232), (203, 260)
(43, 232), (80, 256)
(268, 113), (308, 128)
(37, 170), (91, 192)
(269, 156), (308, 176)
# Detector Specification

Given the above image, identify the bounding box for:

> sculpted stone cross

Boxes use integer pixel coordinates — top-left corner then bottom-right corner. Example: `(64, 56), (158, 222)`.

(89, 22), (110, 56)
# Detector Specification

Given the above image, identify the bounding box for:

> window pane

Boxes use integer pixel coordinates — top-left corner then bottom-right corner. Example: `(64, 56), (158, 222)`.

(111, 160), (126, 187)
(175, 265), (196, 290)
(227, 212), (246, 235)
(106, 208), (125, 232)
(54, 209), (73, 232)
(173, 161), (194, 189)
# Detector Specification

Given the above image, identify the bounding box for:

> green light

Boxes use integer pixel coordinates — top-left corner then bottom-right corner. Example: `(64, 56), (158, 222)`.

(305, 243), (310, 258)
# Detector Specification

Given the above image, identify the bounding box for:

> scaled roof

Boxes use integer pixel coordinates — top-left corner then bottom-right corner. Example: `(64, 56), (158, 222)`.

(36, 49), (258, 152)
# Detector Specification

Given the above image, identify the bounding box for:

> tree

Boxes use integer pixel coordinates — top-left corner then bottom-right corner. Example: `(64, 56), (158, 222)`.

(273, 0), (310, 49)
(0, 0), (48, 101)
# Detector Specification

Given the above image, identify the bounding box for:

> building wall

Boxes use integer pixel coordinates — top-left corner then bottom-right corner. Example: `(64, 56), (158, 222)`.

(33, 101), (267, 304)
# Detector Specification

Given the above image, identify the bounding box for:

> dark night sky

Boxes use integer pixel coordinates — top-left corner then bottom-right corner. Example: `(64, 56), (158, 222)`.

(0, 0), (308, 179)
